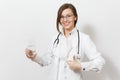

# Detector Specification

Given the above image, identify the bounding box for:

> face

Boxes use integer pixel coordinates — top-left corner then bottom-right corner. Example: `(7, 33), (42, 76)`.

(60, 8), (76, 31)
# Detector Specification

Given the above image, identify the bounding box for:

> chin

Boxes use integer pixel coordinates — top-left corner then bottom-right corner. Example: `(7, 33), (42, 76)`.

(63, 26), (70, 29)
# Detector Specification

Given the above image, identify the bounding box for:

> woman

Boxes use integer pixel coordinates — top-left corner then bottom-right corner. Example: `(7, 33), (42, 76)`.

(25, 3), (105, 80)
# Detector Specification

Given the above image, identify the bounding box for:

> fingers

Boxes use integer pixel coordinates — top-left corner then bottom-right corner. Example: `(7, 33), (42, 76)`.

(67, 60), (73, 66)
(25, 48), (36, 60)
(67, 55), (79, 66)
(73, 55), (77, 61)
(67, 60), (71, 65)
(67, 58), (81, 71)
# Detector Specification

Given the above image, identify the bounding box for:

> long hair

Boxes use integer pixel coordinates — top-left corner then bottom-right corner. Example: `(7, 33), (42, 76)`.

(56, 3), (78, 32)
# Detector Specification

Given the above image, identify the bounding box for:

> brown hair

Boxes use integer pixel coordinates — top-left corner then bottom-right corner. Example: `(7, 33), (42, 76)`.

(56, 3), (78, 32)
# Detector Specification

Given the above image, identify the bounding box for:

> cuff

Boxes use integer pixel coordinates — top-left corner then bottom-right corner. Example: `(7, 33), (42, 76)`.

(32, 55), (44, 66)
(81, 62), (89, 71)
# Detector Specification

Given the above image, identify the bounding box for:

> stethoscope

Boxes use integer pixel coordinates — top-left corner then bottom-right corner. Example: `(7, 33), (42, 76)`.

(53, 29), (80, 55)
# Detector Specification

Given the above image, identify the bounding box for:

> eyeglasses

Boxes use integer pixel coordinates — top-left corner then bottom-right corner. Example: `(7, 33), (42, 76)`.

(60, 14), (74, 20)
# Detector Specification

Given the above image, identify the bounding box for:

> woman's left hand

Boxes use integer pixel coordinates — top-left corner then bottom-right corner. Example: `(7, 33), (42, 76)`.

(67, 55), (81, 72)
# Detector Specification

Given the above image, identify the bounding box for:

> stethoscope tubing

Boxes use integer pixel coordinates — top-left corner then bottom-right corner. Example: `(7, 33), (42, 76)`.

(53, 29), (80, 54)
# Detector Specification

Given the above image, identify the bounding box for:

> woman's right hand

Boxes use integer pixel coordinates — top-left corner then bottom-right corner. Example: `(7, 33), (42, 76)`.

(25, 48), (37, 60)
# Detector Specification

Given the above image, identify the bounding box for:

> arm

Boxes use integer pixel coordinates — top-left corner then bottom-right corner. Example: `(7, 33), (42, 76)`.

(25, 48), (53, 66)
(25, 36), (56, 66)
(32, 51), (54, 66)
(81, 35), (105, 72)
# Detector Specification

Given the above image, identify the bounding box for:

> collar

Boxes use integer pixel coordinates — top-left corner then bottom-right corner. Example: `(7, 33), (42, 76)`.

(60, 27), (78, 36)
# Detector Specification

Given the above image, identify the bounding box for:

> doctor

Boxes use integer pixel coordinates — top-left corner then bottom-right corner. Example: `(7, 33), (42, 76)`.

(25, 3), (105, 80)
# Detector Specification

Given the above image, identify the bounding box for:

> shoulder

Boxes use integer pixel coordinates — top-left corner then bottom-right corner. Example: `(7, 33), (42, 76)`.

(52, 32), (61, 39)
(79, 31), (96, 48)
(79, 31), (94, 45)
(79, 31), (90, 39)
(50, 32), (61, 43)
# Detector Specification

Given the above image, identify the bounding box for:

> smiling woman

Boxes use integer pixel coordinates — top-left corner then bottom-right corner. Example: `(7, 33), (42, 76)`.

(59, 8), (77, 37)
(25, 3), (105, 80)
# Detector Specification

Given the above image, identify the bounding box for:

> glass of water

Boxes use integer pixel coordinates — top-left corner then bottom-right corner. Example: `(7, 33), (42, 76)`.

(27, 39), (36, 52)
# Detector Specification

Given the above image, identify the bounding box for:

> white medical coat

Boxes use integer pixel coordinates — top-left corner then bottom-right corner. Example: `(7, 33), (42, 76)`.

(33, 28), (105, 80)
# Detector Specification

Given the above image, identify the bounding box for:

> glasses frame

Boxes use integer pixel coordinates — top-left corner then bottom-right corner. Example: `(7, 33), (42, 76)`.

(60, 14), (74, 20)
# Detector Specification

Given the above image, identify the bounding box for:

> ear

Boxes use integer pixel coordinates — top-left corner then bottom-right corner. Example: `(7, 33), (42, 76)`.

(74, 17), (77, 21)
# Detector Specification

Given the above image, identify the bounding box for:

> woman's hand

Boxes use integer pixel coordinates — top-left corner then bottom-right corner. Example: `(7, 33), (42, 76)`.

(25, 48), (37, 60)
(67, 55), (81, 72)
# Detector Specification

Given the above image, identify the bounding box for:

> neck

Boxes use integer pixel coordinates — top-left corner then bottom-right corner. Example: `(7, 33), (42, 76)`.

(64, 27), (74, 37)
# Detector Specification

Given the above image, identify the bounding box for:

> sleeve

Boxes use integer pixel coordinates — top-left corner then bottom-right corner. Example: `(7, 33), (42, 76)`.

(32, 36), (56, 66)
(81, 35), (105, 72)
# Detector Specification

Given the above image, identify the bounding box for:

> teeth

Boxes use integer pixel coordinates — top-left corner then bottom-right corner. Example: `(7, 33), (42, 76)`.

(64, 22), (69, 26)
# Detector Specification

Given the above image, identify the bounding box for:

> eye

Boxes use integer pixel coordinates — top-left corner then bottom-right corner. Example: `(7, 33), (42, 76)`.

(67, 15), (71, 17)
(60, 16), (64, 18)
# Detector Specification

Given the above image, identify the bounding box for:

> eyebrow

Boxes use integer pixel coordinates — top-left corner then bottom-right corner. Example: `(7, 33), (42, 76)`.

(61, 14), (74, 16)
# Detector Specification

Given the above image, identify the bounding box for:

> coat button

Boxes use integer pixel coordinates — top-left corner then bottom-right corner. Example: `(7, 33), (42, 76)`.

(83, 68), (85, 70)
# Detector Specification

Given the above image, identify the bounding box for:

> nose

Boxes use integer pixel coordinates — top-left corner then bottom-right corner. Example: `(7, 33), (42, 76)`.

(63, 17), (67, 21)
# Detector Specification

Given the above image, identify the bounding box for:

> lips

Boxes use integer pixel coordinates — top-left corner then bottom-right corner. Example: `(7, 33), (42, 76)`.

(63, 22), (70, 26)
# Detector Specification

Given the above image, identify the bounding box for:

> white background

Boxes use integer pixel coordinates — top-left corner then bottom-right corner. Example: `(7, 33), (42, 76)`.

(0, 0), (120, 80)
